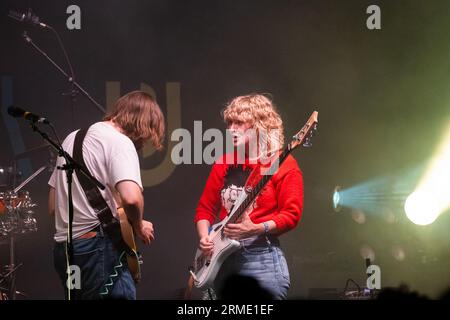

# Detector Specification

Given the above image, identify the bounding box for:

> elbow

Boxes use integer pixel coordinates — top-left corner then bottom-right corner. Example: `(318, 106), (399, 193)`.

(121, 193), (142, 209)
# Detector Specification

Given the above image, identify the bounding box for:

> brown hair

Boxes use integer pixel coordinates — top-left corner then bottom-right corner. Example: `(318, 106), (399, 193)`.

(104, 91), (165, 151)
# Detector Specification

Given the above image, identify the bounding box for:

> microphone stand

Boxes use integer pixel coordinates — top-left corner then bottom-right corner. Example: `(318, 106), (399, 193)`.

(21, 31), (105, 115)
(11, 14), (106, 299)
(28, 121), (105, 299)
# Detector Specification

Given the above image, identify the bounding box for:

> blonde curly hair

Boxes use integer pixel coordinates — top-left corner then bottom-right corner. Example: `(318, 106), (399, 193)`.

(222, 94), (284, 156)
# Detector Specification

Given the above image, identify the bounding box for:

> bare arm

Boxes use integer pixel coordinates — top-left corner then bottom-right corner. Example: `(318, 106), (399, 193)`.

(115, 180), (154, 244)
(196, 219), (211, 239)
(115, 180), (144, 225)
(196, 219), (213, 255)
(48, 187), (55, 216)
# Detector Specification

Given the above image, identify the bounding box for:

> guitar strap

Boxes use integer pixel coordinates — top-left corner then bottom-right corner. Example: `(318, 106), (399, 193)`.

(73, 127), (132, 255)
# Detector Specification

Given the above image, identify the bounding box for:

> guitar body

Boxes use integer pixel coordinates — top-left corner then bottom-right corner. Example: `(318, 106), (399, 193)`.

(117, 207), (141, 283)
(192, 191), (249, 290)
(192, 221), (241, 290)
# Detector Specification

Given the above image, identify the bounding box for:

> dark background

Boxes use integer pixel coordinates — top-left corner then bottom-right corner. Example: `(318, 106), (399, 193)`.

(1, 0), (449, 299)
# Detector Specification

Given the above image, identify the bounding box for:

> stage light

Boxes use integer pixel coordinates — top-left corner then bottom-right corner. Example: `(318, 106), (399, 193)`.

(404, 124), (450, 225)
(333, 186), (342, 212)
(404, 191), (440, 225)
(330, 176), (401, 215)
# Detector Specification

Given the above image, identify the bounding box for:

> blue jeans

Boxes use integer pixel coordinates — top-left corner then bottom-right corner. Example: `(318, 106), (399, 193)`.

(53, 226), (136, 300)
(214, 236), (290, 300)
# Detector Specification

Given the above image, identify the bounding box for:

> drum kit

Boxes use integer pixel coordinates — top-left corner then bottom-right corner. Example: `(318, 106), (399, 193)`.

(0, 190), (38, 238)
(0, 145), (50, 300)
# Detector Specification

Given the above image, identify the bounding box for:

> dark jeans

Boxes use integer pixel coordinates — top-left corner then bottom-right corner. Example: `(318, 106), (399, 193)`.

(53, 226), (136, 300)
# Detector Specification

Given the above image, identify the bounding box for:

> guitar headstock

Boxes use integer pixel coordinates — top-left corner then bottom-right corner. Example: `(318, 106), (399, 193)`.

(289, 111), (318, 150)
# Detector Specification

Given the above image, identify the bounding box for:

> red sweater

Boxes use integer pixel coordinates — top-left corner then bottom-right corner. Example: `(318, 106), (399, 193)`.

(194, 154), (304, 234)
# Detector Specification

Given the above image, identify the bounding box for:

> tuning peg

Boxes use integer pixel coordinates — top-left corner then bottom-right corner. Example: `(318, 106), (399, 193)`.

(303, 139), (312, 147)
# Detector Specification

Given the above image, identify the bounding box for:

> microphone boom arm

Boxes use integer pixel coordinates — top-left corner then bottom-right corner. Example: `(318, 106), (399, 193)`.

(22, 32), (105, 114)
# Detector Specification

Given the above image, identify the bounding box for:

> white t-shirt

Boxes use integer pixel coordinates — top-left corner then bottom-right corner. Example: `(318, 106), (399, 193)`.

(49, 122), (143, 243)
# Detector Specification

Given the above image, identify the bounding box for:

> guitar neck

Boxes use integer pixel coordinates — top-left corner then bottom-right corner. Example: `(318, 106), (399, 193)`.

(225, 110), (318, 225)
(228, 147), (292, 223)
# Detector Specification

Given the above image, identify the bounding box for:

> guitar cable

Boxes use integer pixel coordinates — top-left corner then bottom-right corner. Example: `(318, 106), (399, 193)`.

(99, 251), (126, 297)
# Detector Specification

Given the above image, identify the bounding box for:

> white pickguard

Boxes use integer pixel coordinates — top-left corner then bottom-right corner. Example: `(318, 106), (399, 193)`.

(192, 191), (248, 290)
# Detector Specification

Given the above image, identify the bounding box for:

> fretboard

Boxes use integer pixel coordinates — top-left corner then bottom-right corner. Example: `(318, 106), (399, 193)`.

(228, 146), (291, 223)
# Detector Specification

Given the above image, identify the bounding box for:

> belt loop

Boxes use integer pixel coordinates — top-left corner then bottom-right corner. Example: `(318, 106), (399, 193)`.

(98, 223), (104, 237)
(265, 234), (272, 249)
(239, 237), (248, 249)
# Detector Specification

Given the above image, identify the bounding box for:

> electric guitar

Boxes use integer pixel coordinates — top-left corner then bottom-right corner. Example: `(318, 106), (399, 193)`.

(189, 111), (319, 291)
(117, 207), (142, 283)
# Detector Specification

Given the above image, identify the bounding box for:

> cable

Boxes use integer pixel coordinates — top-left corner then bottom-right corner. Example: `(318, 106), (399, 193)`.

(47, 26), (75, 85)
(64, 242), (71, 300)
(344, 278), (361, 297)
(47, 25), (77, 126)
(48, 121), (71, 300)
(49, 123), (73, 300)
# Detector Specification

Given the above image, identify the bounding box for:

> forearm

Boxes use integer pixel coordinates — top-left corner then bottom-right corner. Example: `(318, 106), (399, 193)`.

(48, 188), (55, 216)
(116, 180), (145, 226)
(123, 200), (144, 227)
(196, 219), (211, 238)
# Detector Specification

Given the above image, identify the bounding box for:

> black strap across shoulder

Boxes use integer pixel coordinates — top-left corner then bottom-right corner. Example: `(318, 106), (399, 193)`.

(72, 127), (131, 255)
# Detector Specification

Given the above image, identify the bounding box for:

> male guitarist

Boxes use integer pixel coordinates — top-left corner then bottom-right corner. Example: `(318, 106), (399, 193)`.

(195, 94), (304, 299)
(48, 91), (165, 299)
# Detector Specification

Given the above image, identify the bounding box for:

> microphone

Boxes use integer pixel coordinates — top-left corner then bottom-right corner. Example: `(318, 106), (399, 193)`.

(8, 8), (48, 29)
(7, 106), (50, 124)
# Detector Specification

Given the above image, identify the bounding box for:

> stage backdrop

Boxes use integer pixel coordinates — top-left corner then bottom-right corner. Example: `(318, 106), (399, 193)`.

(1, 0), (449, 299)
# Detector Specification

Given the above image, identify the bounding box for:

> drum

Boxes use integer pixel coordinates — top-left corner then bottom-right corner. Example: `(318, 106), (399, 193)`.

(10, 190), (31, 209)
(0, 190), (37, 236)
